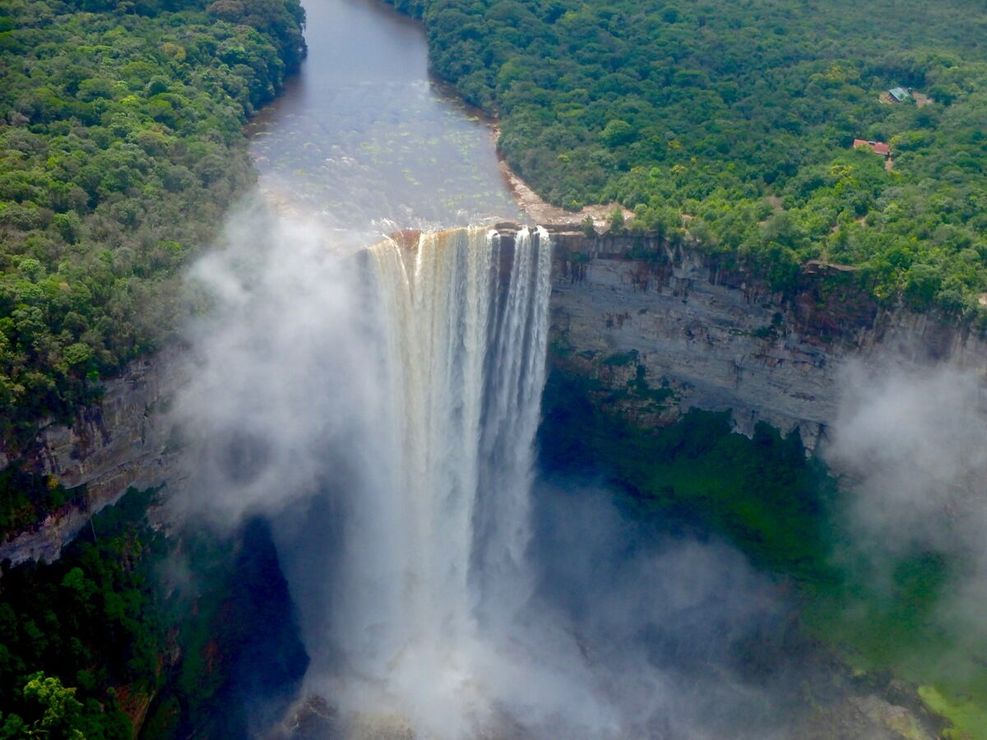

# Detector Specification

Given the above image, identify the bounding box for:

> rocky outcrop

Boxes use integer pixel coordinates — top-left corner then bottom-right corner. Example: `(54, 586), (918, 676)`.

(0, 349), (185, 566)
(544, 226), (987, 450)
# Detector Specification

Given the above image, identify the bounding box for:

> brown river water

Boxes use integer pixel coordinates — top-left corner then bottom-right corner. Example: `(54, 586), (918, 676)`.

(246, 0), (519, 243)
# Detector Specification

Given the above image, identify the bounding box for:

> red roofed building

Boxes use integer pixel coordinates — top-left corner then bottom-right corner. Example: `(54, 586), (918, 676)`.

(853, 139), (891, 157)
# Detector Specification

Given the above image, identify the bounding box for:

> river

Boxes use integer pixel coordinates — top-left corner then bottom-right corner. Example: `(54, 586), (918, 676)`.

(247, 0), (519, 241)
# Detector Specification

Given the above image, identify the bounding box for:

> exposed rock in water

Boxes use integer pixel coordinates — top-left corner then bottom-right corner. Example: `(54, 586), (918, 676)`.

(267, 695), (339, 739)
(798, 694), (936, 739)
(267, 696), (421, 740)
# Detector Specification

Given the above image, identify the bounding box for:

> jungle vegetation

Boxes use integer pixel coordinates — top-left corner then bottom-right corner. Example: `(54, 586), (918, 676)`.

(0, 489), (168, 738)
(0, 488), (307, 738)
(540, 365), (987, 738)
(391, 0), (987, 316)
(0, 0), (305, 438)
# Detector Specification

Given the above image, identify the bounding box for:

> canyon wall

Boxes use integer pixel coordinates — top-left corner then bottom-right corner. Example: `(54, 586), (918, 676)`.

(546, 226), (987, 451)
(4, 224), (985, 564)
(0, 349), (185, 566)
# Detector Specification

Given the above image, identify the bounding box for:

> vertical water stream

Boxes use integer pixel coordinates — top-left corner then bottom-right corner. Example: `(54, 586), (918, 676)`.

(327, 225), (551, 733)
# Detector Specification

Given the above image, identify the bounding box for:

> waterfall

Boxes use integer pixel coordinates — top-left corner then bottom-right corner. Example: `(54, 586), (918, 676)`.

(331, 225), (552, 731)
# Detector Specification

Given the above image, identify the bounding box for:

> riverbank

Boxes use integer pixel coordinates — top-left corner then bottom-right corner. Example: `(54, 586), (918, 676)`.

(491, 125), (633, 229)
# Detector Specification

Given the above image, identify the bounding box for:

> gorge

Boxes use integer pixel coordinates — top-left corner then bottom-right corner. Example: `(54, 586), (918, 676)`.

(7, 215), (984, 736)
(8, 224), (985, 568)
(2, 0), (987, 737)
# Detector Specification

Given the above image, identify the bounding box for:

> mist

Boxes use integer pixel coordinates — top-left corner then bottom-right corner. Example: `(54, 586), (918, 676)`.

(168, 197), (842, 739)
(170, 197), (387, 524)
(826, 360), (987, 665)
(509, 477), (804, 739)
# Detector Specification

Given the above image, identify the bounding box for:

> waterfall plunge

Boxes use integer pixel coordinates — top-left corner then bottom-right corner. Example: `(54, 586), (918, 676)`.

(330, 226), (553, 735)
(178, 212), (801, 740)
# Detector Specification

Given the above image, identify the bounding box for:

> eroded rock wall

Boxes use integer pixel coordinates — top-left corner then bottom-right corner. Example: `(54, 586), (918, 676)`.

(0, 349), (185, 565)
(547, 228), (987, 451)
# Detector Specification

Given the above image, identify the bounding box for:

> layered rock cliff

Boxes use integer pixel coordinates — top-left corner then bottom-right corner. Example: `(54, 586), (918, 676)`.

(0, 349), (184, 566)
(4, 223), (985, 565)
(545, 226), (987, 451)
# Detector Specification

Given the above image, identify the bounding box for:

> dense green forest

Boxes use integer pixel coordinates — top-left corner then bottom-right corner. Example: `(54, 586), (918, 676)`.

(0, 489), (168, 737)
(391, 0), (987, 316)
(0, 489), (307, 737)
(0, 0), (305, 438)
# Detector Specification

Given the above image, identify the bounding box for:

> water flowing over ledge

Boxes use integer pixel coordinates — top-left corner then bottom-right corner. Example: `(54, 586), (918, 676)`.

(326, 225), (552, 733)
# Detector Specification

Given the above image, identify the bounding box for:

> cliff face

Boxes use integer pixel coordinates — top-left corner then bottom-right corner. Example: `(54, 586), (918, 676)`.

(546, 227), (987, 450)
(4, 224), (984, 565)
(0, 349), (184, 566)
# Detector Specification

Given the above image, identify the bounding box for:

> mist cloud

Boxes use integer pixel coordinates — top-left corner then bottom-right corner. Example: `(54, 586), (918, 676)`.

(826, 359), (987, 668)
(170, 196), (388, 526)
(828, 361), (987, 555)
(167, 195), (956, 738)
(511, 478), (795, 739)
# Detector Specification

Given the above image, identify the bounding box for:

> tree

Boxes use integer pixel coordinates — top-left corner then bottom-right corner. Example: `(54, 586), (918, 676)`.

(3, 673), (87, 739)
(607, 206), (625, 233)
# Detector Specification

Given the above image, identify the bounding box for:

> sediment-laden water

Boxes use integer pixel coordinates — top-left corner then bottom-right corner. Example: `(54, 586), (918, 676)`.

(247, 0), (518, 241)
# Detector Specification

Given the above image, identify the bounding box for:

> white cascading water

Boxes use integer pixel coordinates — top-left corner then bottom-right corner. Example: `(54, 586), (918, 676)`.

(331, 225), (552, 734)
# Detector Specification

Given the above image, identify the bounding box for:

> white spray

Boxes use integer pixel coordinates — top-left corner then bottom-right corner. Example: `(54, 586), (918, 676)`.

(175, 211), (797, 739)
(325, 226), (552, 734)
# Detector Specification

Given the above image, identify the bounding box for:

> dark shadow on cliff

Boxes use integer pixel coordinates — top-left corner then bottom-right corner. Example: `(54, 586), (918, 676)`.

(537, 365), (839, 580)
(225, 517), (311, 734)
(142, 516), (309, 739)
